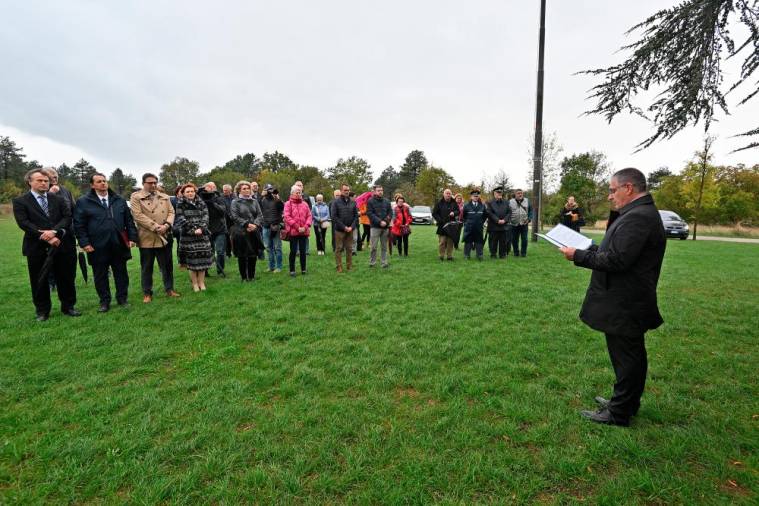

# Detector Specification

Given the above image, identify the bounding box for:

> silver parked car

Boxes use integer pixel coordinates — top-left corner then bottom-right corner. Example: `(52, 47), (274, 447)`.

(411, 205), (434, 225)
(659, 210), (689, 240)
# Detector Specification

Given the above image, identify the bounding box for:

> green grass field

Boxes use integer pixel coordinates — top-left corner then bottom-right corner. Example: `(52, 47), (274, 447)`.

(1, 217), (757, 504)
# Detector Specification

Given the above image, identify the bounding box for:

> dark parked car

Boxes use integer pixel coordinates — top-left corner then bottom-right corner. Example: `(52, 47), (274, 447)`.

(411, 205), (434, 225)
(659, 210), (689, 240)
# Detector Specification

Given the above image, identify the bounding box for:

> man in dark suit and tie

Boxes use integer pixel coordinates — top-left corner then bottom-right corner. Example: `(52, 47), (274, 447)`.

(74, 173), (138, 312)
(560, 168), (666, 427)
(12, 168), (81, 321)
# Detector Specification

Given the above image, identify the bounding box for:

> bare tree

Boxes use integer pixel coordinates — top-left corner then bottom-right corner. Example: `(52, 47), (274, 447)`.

(692, 136), (717, 240)
(526, 131), (564, 193)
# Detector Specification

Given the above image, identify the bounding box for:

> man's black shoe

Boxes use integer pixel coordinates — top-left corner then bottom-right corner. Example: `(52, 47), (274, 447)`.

(594, 396), (610, 409)
(117, 302), (130, 309)
(593, 396), (639, 416)
(98, 304), (110, 313)
(35, 313), (49, 322)
(218, 271), (226, 278)
(62, 308), (82, 317)
(580, 408), (630, 427)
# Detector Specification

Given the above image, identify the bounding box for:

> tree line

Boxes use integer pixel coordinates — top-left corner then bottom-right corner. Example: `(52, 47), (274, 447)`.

(2, 133), (756, 226)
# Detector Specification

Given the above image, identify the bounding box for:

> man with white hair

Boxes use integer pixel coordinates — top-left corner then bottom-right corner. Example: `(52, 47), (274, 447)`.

(43, 167), (75, 213)
(432, 188), (458, 261)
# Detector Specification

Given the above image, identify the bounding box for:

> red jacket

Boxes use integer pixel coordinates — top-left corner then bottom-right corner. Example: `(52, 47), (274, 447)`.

(391, 204), (413, 236)
(284, 196), (312, 237)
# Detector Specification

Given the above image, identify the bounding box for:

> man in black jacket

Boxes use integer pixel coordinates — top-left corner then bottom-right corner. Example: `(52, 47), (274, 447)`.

(486, 187), (512, 259)
(432, 189), (459, 261)
(260, 184), (285, 272)
(74, 173), (138, 312)
(561, 168), (666, 427)
(12, 169), (80, 321)
(366, 185), (392, 268)
(462, 190), (487, 260)
(199, 182), (229, 277)
(330, 183), (358, 272)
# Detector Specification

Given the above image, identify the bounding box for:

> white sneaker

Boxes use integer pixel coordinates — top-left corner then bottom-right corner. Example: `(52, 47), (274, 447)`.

(274, 268), (281, 273)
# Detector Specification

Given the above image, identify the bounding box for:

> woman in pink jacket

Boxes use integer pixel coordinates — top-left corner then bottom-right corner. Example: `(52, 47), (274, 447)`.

(283, 185), (312, 277)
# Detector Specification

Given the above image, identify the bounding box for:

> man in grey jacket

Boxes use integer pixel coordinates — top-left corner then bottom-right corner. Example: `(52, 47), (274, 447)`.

(509, 189), (532, 257)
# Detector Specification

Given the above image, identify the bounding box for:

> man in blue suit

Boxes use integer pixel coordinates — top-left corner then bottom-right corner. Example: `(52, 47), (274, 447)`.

(74, 173), (138, 312)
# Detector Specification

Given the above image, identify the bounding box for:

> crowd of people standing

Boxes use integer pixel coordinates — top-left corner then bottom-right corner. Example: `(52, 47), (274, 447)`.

(12, 167), (549, 320)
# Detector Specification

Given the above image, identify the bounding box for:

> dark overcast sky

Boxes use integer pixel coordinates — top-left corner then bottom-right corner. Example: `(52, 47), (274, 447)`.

(2, 0), (756, 186)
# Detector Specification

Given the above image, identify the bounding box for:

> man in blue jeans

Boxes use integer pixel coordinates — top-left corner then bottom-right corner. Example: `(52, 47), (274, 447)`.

(260, 184), (285, 272)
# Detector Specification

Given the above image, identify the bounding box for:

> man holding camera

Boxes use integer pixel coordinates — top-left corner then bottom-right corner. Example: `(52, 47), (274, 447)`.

(260, 184), (285, 272)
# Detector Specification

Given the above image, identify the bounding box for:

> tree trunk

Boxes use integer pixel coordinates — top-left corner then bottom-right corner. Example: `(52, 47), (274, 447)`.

(692, 136), (714, 241)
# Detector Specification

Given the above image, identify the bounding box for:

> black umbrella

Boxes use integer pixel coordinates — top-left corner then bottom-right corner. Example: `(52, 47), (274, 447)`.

(442, 221), (462, 249)
(37, 245), (58, 299)
(78, 251), (89, 284)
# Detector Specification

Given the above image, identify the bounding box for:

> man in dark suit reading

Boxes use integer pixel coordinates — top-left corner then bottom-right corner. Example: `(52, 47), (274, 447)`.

(560, 168), (666, 427)
(12, 169), (81, 321)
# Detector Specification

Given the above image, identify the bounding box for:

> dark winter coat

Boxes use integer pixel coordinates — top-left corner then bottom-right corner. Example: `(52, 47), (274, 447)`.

(330, 196), (358, 232)
(573, 194), (666, 337)
(486, 199), (512, 232)
(432, 198), (459, 235)
(198, 188), (229, 235)
(230, 197), (264, 257)
(74, 189), (138, 263)
(560, 205), (584, 232)
(462, 200), (487, 243)
(366, 196), (392, 228)
(259, 195), (285, 228)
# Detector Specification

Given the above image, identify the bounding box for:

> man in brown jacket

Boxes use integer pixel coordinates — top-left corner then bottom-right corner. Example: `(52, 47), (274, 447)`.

(130, 173), (180, 302)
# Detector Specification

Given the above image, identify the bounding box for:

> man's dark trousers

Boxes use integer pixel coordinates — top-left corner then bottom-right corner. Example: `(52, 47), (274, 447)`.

(92, 242), (129, 305)
(139, 243), (174, 295)
(512, 224), (529, 256)
(605, 333), (647, 419)
(489, 230), (509, 258)
(27, 249), (77, 315)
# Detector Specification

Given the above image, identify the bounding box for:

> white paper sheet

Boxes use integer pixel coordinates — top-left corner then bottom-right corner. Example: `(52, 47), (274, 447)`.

(537, 224), (593, 250)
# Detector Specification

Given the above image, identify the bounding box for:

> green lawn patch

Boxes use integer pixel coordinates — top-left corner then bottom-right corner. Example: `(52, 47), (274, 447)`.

(0, 218), (757, 503)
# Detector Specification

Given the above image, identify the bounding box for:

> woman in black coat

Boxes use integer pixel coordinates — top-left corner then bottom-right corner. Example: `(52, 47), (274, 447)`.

(560, 195), (585, 232)
(230, 181), (264, 281)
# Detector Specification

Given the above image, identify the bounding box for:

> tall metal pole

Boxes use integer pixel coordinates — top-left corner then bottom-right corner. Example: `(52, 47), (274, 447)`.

(531, 0), (546, 242)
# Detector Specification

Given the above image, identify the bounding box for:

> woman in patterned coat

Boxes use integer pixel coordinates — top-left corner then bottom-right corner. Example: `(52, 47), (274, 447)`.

(175, 183), (213, 291)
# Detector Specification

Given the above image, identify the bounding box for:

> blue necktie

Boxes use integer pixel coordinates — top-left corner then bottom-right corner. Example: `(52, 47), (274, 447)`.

(38, 195), (49, 216)
(101, 198), (108, 208)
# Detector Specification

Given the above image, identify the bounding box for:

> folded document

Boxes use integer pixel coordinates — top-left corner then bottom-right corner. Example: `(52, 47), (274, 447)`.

(537, 224), (593, 250)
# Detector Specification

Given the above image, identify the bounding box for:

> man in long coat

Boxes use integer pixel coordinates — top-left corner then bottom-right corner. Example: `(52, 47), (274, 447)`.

(462, 189), (487, 260)
(560, 168), (666, 427)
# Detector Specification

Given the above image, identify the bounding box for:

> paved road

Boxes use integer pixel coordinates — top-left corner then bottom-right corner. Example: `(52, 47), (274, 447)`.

(692, 235), (759, 244)
(584, 229), (759, 244)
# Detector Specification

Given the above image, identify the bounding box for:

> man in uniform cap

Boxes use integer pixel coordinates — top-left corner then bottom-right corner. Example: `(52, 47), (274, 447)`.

(462, 189), (487, 260)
